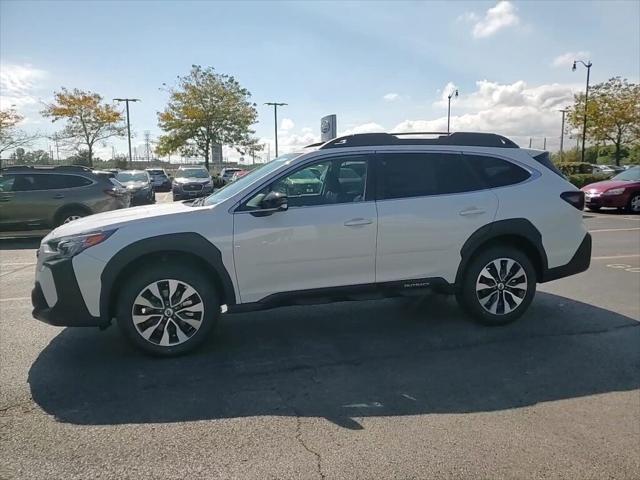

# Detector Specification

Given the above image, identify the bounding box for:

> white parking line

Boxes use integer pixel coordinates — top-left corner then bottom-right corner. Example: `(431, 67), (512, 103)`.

(592, 254), (640, 260)
(589, 227), (640, 233)
(0, 296), (30, 302)
(0, 262), (36, 266)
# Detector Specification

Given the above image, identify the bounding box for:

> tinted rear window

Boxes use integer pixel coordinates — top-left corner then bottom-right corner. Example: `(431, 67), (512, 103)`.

(377, 152), (484, 199)
(532, 151), (564, 177)
(466, 155), (530, 188)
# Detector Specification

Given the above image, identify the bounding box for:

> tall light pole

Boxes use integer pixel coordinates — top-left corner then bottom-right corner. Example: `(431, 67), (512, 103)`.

(114, 98), (140, 164)
(572, 59), (592, 162)
(559, 108), (568, 160)
(447, 89), (458, 134)
(265, 102), (287, 157)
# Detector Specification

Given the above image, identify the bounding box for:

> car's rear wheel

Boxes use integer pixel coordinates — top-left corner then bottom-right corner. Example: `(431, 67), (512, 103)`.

(627, 194), (640, 214)
(116, 262), (220, 356)
(457, 246), (536, 326)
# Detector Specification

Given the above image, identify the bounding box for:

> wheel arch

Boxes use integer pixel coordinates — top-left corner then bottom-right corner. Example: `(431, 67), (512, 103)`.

(455, 219), (548, 287)
(53, 203), (93, 225)
(99, 233), (236, 324)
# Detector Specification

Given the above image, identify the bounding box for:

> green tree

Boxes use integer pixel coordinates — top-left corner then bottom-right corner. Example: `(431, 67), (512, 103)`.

(9, 149), (51, 165)
(41, 88), (126, 167)
(0, 108), (38, 167)
(567, 77), (640, 165)
(157, 65), (259, 169)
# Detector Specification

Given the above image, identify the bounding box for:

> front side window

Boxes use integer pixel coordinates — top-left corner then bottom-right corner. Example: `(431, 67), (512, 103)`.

(242, 155), (369, 210)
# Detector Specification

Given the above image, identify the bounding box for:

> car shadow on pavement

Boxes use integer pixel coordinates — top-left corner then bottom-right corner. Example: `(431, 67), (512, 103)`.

(28, 292), (640, 429)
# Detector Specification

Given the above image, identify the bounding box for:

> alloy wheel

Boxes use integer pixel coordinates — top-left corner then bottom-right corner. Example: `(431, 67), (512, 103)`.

(131, 279), (204, 346)
(63, 215), (82, 223)
(475, 258), (528, 315)
(631, 195), (640, 213)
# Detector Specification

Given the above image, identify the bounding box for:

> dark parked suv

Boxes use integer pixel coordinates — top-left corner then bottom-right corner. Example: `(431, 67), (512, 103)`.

(0, 165), (129, 234)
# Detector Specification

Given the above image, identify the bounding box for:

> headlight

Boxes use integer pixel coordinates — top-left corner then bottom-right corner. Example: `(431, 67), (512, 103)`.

(48, 230), (117, 259)
(603, 188), (625, 196)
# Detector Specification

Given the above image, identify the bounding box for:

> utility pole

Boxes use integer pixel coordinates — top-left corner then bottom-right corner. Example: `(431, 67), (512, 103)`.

(114, 98), (140, 165)
(265, 102), (287, 157)
(529, 138), (532, 148)
(572, 60), (592, 162)
(144, 131), (151, 162)
(559, 108), (568, 160)
(447, 89), (458, 134)
(543, 137), (547, 150)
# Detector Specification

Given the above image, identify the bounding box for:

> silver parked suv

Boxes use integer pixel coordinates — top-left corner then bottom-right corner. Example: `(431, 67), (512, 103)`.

(0, 165), (130, 234)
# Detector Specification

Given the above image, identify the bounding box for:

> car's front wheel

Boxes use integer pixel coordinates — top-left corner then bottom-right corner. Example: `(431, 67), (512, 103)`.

(116, 262), (220, 356)
(457, 246), (536, 326)
(627, 193), (640, 214)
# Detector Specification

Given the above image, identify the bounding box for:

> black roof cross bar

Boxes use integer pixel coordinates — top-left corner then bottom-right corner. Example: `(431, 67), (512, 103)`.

(319, 132), (519, 149)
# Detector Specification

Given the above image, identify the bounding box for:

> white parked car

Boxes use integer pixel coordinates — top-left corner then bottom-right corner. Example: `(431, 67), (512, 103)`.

(32, 132), (591, 356)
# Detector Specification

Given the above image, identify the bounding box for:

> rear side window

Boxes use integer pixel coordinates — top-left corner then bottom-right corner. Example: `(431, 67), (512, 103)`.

(377, 152), (484, 199)
(10, 174), (92, 191)
(532, 151), (564, 177)
(466, 155), (530, 188)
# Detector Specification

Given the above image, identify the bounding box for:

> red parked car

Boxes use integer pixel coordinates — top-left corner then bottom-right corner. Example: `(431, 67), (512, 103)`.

(581, 166), (640, 213)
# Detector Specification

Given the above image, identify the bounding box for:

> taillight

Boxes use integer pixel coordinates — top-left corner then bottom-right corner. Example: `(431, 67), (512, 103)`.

(561, 191), (585, 210)
(104, 188), (125, 197)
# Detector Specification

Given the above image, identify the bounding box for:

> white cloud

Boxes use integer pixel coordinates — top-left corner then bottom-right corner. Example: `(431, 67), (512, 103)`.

(0, 64), (48, 110)
(552, 51), (591, 68)
(340, 122), (386, 136)
(280, 118), (295, 131)
(460, 1), (520, 39)
(383, 93), (400, 102)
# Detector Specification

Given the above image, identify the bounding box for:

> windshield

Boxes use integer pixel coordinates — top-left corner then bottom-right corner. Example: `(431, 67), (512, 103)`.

(116, 171), (148, 182)
(203, 153), (302, 206)
(147, 169), (165, 175)
(177, 168), (209, 179)
(612, 166), (640, 181)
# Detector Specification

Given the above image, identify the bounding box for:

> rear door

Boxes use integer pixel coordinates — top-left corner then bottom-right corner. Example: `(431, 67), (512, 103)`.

(374, 151), (498, 284)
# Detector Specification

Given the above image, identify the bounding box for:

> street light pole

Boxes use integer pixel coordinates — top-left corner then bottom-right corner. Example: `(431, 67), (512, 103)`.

(265, 102), (287, 157)
(447, 89), (458, 134)
(114, 98), (140, 164)
(572, 60), (592, 162)
(559, 108), (568, 160)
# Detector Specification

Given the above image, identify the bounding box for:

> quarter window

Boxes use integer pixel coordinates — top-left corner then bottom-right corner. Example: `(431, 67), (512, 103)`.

(466, 155), (530, 188)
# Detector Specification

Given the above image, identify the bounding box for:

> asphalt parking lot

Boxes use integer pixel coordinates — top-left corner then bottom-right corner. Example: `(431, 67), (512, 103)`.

(1, 202), (639, 479)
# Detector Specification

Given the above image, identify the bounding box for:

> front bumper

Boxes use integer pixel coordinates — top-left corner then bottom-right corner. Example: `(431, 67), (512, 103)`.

(541, 233), (592, 282)
(32, 256), (105, 327)
(173, 184), (213, 198)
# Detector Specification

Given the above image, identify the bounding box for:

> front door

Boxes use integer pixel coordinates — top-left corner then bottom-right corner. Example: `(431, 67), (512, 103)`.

(233, 154), (377, 303)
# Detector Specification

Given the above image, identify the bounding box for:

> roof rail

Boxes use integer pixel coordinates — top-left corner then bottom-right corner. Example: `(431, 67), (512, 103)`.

(1, 164), (94, 172)
(319, 132), (519, 149)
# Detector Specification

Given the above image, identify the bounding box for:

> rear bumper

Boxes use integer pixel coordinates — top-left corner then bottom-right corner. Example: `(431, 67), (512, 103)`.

(540, 233), (592, 282)
(585, 194), (628, 208)
(32, 257), (105, 327)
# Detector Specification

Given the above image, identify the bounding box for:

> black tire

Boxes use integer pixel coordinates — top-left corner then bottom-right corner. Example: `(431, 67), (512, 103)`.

(587, 206), (601, 212)
(627, 193), (640, 214)
(116, 262), (220, 356)
(456, 246), (536, 326)
(55, 207), (89, 227)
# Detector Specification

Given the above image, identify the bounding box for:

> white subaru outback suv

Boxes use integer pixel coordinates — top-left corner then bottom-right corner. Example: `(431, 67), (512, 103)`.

(32, 132), (591, 356)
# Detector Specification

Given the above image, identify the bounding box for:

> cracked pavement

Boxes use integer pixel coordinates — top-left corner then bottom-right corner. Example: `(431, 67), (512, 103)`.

(1, 207), (639, 479)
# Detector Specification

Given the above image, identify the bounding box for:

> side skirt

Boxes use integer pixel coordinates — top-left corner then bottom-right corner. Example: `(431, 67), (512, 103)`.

(227, 277), (453, 313)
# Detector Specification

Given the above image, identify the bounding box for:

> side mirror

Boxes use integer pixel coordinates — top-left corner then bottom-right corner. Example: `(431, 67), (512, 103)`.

(258, 191), (288, 214)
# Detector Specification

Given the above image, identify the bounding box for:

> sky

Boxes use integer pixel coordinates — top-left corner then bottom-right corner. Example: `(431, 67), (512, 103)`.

(1, 0), (639, 163)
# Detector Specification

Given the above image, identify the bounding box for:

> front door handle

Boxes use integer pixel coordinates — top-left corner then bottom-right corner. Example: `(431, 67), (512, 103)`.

(344, 218), (373, 227)
(0, 196), (11, 202)
(53, 193), (65, 199)
(459, 207), (486, 216)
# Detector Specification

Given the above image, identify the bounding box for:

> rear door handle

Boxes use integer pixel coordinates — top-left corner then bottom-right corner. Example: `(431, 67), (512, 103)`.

(53, 193), (65, 199)
(344, 218), (373, 227)
(459, 208), (486, 216)
(0, 196), (11, 202)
